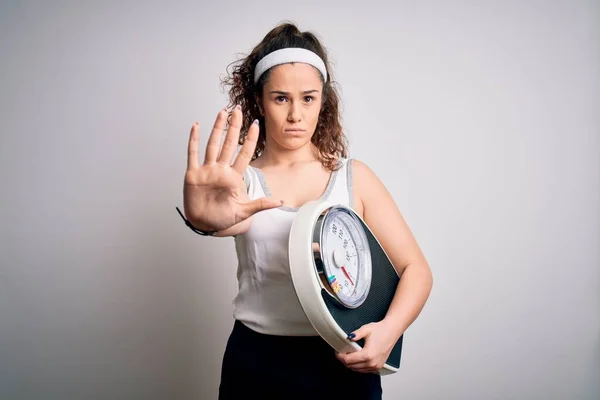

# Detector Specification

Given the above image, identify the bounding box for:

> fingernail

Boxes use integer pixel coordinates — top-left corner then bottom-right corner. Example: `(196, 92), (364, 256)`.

(253, 119), (259, 126)
(235, 105), (241, 110)
(347, 333), (356, 339)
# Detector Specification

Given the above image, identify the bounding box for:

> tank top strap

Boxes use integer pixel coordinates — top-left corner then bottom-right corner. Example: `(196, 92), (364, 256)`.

(242, 165), (267, 201)
(327, 157), (355, 209)
(242, 158), (355, 207)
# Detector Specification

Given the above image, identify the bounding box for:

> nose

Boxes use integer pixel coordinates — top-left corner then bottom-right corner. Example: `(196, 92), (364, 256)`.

(287, 102), (302, 122)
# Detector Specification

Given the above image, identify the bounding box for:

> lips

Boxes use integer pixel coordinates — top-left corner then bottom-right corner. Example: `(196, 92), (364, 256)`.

(285, 128), (305, 132)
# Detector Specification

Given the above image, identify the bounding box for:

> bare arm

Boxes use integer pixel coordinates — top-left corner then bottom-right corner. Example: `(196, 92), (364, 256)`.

(353, 159), (433, 337)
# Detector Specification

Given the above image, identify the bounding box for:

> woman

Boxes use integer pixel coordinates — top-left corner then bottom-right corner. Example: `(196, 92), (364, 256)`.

(179, 22), (433, 399)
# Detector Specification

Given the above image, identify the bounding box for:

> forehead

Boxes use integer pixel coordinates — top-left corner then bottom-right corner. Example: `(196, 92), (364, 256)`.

(264, 63), (322, 89)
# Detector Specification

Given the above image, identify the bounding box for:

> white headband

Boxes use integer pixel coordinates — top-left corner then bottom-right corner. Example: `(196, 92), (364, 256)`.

(254, 48), (328, 84)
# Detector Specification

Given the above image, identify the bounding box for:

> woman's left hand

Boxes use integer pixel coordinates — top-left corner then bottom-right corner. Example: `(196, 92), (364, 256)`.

(335, 320), (400, 374)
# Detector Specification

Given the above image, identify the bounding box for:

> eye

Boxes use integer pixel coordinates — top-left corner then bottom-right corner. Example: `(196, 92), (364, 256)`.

(304, 96), (315, 103)
(275, 96), (288, 103)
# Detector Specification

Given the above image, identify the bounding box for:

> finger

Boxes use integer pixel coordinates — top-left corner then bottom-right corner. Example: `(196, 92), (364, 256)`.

(187, 122), (200, 171)
(238, 197), (283, 221)
(337, 358), (377, 373)
(336, 348), (368, 366)
(204, 108), (229, 164)
(312, 242), (321, 253)
(231, 118), (259, 174)
(218, 105), (242, 165)
(349, 364), (379, 373)
(342, 351), (370, 366)
(341, 341), (378, 366)
(347, 325), (371, 342)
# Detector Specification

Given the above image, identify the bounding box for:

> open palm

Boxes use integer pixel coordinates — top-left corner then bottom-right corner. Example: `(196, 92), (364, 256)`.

(182, 106), (281, 232)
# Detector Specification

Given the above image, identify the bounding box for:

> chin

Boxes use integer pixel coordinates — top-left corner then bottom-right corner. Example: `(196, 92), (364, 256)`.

(275, 136), (313, 149)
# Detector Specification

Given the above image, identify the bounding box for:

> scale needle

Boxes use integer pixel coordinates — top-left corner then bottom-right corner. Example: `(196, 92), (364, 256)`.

(341, 266), (354, 286)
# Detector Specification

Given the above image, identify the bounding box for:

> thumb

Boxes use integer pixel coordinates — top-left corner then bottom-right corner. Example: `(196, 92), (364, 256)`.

(240, 197), (283, 219)
(347, 323), (372, 342)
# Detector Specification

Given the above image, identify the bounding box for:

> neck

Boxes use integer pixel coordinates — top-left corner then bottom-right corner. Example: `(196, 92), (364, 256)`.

(259, 140), (320, 168)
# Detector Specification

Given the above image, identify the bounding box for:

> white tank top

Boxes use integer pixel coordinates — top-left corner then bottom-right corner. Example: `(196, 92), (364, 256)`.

(232, 158), (355, 336)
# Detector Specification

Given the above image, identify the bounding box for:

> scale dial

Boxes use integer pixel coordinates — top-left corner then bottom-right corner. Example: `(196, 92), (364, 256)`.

(318, 207), (372, 308)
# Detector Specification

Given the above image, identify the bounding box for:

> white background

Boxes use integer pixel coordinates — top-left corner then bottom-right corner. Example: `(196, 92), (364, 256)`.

(1, 1), (598, 399)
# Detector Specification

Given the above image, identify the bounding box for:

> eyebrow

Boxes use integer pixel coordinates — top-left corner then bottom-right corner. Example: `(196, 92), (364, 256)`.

(269, 90), (320, 95)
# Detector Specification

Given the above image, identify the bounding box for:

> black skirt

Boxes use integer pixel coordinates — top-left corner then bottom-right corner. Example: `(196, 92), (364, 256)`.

(218, 320), (383, 400)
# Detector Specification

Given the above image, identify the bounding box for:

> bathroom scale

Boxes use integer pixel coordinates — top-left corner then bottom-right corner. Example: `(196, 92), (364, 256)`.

(288, 200), (404, 375)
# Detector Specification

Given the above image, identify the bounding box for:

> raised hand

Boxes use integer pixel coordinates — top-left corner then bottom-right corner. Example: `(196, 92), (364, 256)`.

(182, 105), (281, 232)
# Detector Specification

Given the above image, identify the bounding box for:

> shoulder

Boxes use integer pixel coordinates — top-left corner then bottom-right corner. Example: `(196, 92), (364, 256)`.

(351, 158), (400, 215)
(347, 158), (370, 175)
(348, 159), (387, 196)
(349, 159), (425, 276)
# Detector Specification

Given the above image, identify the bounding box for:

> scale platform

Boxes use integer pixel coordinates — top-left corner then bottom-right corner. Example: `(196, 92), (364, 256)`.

(289, 200), (403, 375)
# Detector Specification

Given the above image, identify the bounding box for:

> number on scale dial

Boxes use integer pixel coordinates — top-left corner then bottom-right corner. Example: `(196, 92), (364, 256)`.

(322, 208), (372, 308)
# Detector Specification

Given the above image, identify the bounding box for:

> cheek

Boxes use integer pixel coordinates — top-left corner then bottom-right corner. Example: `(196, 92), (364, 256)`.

(264, 106), (285, 124)
(309, 105), (322, 123)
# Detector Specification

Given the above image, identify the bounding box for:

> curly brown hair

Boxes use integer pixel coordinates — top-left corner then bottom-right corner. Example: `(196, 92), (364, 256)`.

(220, 22), (348, 171)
